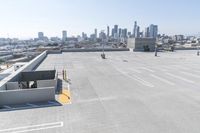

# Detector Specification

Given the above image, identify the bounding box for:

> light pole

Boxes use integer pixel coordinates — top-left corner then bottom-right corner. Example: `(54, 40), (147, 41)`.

(155, 39), (158, 57)
(101, 40), (106, 59)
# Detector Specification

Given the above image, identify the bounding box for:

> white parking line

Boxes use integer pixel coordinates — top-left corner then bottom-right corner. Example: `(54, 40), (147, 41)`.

(128, 68), (141, 73)
(171, 65), (190, 70)
(181, 71), (200, 78)
(0, 121), (63, 133)
(127, 74), (154, 88)
(140, 67), (155, 72)
(114, 67), (154, 87)
(150, 74), (175, 86)
(155, 67), (168, 72)
(166, 72), (195, 83)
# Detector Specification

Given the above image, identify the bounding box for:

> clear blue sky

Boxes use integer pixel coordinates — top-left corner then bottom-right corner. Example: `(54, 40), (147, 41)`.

(0, 0), (199, 39)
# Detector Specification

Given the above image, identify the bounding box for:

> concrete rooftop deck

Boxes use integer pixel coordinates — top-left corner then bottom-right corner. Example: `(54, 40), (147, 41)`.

(1, 50), (200, 133)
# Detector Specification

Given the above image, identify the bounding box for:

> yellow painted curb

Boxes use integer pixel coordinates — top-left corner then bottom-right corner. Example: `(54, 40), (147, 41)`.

(58, 89), (71, 104)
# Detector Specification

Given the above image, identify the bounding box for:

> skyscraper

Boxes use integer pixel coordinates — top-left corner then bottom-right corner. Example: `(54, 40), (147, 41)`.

(118, 28), (122, 38)
(62, 30), (67, 41)
(114, 25), (118, 35)
(99, 30), (106, 40)
(113, 25), (118, 39)
(124, 28), (127, 38)
(136, 26), (140, 38)
(145, 27), (150, 37)
(95, 29), (98, 39)
(149, 24), (158, 38)
(133, 21), (137, 37)
(111, 28), (115, 37)
(107, 26), (110, 38)
(121, 28), (127, 38)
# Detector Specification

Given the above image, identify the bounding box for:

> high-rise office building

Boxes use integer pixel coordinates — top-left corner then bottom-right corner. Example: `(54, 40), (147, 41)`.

(99, 31), (106, 40)
(113, 25), (118, 39)
(145, 27), (150, 37)
(95, 29), (97, 39)
(114, 25), (118, 35)
(136, 26), (140, 38)
(118, 28), (122, 38)
(133, 21), (137, 37)
(121, 29), (128, 38)
(111, 28), (115, 37)
(149, 24), (158, 38)
(124, 28), (127, 38)
(62, 30), (67, 41)
(38, 32), (44, 40)
(107, 26), (110, 38)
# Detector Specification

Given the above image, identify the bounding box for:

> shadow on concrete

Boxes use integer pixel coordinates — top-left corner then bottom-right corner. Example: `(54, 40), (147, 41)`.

(56, 79), (63, 94)
(0, 101), (62, 112)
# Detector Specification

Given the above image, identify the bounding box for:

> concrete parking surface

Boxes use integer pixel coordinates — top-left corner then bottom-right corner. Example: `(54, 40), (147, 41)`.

(1, 50), (200, 133)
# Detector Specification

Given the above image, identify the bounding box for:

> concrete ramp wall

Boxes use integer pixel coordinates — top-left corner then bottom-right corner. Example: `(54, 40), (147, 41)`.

(37, 80), (56, 89)
(0, 74), (10, 81)
(0, 51), (48, 90)
(6, 82), (19, 90)
(23, 51), (47, 72)
(0, 87), (55, 106)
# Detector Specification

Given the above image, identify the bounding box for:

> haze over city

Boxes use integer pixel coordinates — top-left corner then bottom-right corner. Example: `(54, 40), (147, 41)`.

(0, 0), (200, 39)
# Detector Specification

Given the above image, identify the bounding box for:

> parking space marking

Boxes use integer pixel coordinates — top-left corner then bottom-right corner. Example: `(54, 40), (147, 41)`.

(114, 67), (154, 87)
(128, 68), (141, 73)
(181, 71), (200, 78)
(0, 121), (63, 133)
(140, 67), (155, 72)
(150, 74), (175, 86)
(155, 67), (168, 72)
(126, 74), (154, 88)
(166, 72), (195, 83)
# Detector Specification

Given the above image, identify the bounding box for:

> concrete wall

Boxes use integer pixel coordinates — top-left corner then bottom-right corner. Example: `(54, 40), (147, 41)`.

(37, 80), (56, 89)
(47, 50), (62, 54)
(0, 74), (10, 81)
(23, 51), (47, 72)
(62, 48), (129, 52)
(8, 51), (47, 82)
(0, 87), (55, 106)
(6, 82), (19, 90)
(0, 51), (47, 90)
(20, 70), (56, 82)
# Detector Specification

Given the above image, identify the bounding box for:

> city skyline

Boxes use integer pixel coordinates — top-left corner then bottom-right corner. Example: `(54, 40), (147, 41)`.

(0, 0), (200, 39)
